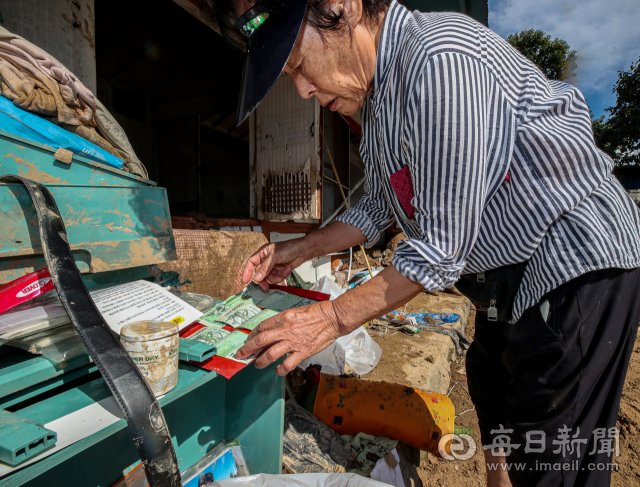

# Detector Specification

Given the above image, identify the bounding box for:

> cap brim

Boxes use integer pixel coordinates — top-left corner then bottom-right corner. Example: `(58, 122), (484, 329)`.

(235, 0), (307, 125)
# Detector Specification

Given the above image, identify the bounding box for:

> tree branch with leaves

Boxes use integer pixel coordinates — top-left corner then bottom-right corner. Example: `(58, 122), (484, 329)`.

(507, 29), (577, 81)
(593, 57), (640, 166)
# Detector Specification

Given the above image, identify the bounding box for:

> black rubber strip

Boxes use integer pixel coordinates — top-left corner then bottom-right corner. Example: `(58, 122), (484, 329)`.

(1, 175), (181, 487)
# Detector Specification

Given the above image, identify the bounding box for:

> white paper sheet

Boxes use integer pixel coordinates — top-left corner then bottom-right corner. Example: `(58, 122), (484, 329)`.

(91, 280), (203, 333)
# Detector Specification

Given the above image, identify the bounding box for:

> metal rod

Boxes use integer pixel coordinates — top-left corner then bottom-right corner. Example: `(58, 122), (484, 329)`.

(322, 174), (350, 192)
(320, 176), (366, 228)
(319, 125), (374, 278)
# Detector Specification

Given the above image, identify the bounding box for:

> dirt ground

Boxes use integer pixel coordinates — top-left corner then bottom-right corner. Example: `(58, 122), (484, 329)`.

(369, 295), (640, 487)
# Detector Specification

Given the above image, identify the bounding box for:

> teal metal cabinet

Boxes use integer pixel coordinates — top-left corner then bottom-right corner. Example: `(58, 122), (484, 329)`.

(0, 125), (285, 483)
(0, 127), (176, 285)
(0, 360), (284, 486)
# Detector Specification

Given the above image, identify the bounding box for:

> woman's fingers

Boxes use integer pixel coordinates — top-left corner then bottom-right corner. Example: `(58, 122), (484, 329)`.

(256, 279), (270, 291)
(247, 313), (284, 341)
(266, 265), (292, 285)
(236, 317), (286, 359)
(242, 238), (307, 288)
(276, 352), (307, 376)
(252, 246), (278, 283)
(236, 328), (280, 359)
(242, 244), (296, 288)
(242, 244), (274, 284)
(253, 339), (294, 369)
(258, 264), (287, 291)
(237, 302), (342, 375)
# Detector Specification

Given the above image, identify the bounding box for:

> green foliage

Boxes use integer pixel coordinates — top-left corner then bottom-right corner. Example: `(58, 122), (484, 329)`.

(507, 29), (577, 81)
(593, 57), (640, 166)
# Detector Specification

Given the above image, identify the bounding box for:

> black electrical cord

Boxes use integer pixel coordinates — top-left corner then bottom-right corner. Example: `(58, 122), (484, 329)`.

(0, 175), (181, 487)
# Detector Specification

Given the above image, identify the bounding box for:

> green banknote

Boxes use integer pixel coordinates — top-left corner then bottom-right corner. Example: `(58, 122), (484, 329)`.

(257, 289), (305, 312)
(216, 331), (262, 364)
(216, 301), (262, 328)
(200, 294), (243, 324)
(238, 308), (279, 331)
(216, 331), (248, 358)
(288, 298), (316, 309)
(188, 326), (230, 347)
(239, 283), (275, 306)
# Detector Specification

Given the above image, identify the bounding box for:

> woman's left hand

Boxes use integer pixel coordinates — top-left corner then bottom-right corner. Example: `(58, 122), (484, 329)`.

(234, 300), (342, 376)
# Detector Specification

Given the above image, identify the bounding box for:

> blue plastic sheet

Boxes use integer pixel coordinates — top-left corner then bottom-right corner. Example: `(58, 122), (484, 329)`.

(0, 96), (124, 169)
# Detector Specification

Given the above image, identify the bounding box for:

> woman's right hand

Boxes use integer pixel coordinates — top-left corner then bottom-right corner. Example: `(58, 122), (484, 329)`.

(242, 222), (367, 290)
(241, 238), (308, 290)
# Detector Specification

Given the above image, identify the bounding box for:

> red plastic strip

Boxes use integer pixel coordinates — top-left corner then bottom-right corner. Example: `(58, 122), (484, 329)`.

(0, 269), (55, 314)
(268, 284), (330, 302)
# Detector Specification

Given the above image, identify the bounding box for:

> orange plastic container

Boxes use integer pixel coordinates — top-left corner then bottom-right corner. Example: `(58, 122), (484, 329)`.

(313, 374), (455, 455)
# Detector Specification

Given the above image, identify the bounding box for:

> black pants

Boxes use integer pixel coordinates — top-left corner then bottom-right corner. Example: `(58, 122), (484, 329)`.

(466, 267), (640, 487)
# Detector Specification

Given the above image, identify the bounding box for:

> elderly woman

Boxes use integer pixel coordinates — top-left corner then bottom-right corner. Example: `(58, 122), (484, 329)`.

(212, 0), (640, 485)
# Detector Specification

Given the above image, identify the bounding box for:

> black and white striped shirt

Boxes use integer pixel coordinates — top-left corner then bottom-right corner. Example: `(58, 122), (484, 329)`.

(336, 1), (640, 322)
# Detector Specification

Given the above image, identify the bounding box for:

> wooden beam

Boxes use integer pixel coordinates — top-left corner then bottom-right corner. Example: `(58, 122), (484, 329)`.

(341, 114), (362, 137)
(172, 0), (221, 35)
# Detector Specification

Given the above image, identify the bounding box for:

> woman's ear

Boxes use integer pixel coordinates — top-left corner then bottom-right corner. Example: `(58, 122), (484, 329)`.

(341, 0), (364, 27)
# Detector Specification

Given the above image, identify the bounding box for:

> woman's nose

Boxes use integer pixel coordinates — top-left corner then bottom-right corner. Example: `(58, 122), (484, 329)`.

(288, 72), (315, 99)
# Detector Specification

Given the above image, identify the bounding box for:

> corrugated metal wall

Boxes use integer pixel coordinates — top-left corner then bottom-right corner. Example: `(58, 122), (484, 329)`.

(0, 0), (96, 94)
(0, 0), (97, 93)
(255, 76), (321, 220)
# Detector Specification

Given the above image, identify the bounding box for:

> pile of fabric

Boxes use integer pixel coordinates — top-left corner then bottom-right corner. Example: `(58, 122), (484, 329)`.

(0, 27), (146, 177)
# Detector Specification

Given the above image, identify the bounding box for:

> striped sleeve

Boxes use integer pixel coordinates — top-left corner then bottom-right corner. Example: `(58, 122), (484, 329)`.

(336, 156), (396, 247)
(392, 52), (516, 290)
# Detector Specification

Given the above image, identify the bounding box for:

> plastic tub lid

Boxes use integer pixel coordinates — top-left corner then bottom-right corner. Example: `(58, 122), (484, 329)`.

(120, 320), (179, 342)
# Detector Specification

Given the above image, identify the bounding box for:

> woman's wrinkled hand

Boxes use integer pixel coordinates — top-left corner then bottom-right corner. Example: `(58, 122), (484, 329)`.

(235, 300), (343, 376)
(241, 239), (308, 290)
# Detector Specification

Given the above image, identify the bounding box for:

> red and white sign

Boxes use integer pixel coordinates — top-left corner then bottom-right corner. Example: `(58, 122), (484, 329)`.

(0, 269), (55, 314)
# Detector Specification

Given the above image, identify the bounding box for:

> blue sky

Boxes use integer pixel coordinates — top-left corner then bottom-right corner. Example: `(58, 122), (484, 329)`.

(488, 0), (640, 119)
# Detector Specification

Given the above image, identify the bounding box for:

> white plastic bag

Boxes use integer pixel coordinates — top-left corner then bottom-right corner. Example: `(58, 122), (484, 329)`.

(298, 327), (382, 376)
(310, 276), (345, 300)
(9, 324), (89, 363)
(214, 473), (389, 487)
(371, 449), (404, 487)
(0, 302), (68, 343)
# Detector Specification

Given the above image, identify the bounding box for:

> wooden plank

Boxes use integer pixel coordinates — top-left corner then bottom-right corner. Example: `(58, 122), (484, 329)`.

(260, 220), (321, 242)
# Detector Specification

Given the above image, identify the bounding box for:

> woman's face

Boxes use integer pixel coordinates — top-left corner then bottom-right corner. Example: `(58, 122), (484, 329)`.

(283, 0), (380, 116)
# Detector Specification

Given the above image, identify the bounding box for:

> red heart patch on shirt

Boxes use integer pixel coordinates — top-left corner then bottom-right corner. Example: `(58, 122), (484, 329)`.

(390, 166), (416, 219)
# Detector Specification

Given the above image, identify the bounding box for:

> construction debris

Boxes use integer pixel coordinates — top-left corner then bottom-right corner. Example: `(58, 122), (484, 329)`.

(283, 400), (359, 474)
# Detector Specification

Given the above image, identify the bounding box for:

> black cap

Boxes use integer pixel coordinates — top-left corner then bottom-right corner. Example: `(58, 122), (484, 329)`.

(235, 0), (307, 125)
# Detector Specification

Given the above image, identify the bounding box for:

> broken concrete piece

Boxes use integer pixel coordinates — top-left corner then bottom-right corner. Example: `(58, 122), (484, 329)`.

(367, 292), (471, 395)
